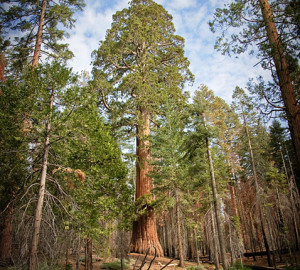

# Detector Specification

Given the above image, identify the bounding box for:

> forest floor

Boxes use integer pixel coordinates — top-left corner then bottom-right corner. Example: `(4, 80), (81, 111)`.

(69, 252), (207, 270)
(67, 251), (300, 270)
(242, 252), (300, 269)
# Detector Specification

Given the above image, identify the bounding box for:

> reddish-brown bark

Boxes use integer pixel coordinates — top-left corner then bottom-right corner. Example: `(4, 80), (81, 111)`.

(32, 0), (47, 68)
(0, 53), (5, 82)
(0, 207), (13, 266)
(130, 109), (163, 257)
(85, 238), (93, 270)
(259, 0), (300, 173)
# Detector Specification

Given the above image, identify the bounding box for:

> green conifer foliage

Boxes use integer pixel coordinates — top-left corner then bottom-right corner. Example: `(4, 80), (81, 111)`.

(92, 0), (192, 256)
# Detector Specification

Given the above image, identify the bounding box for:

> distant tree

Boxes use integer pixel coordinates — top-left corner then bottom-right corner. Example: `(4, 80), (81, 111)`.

(0, 0), (84, 71)
(210, 0), (300, 178)
(232, 86), (273, 266)
(151, 100), (189, 266)
(92, 0), (192, 256)
(189, 86), (230, 270)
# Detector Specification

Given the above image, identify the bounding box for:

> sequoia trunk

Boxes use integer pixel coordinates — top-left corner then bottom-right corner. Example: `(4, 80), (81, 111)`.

(130, 109), (163, 256)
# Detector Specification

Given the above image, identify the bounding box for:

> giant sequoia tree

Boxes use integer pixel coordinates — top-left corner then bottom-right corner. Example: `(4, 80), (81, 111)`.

(92, 0), (192, 256)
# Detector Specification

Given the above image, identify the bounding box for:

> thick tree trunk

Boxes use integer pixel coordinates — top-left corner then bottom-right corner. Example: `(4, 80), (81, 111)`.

(130, 109), (163, 257)
(0, 207), (13, 266)
(28, 88), (54, 270)
(259, 0), (300, 176)
(32, 0), (47, 67)
(204, 114), (228, 270)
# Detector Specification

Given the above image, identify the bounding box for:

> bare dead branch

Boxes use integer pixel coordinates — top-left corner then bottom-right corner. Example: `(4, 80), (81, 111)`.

(147, 247), (157, 270)
(159, 259), (174, 270)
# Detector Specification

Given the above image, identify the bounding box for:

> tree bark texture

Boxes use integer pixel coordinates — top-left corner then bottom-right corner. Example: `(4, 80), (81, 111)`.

(259, 0), (300, 174)
(0, 207), (13, 266)
(130, 109), (163, 257)
(0, 53), (5, 82)
(32, 0), (47, 67)
(28, 88), (54, 270)
(85, 238), (93, 270)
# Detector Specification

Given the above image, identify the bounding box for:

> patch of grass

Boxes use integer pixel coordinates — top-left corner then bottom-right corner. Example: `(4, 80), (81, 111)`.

(228, 262), (252, 270)
(101, 259), (130, 270)
(283, 266), (300, 270)
(101, 260), (129, 270)
(186, 265), (207, 270)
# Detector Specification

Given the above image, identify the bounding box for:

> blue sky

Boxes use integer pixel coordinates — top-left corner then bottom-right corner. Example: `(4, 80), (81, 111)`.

(67, 0), (271, 103)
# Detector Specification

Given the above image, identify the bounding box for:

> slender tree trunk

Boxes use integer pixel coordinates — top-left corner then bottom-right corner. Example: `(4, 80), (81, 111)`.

(175, 189), (184, 267)
(228, 162), (244, 248)
(249, 212), (257, 261)
(32, 0), (47, 67)
(210, 206), (220, 270)
(193, 228), (201, 265)
(0, 53), (5, 82)
(85, 238), (93, 270)
(28, 88), (54, 270)
(242, 107), (272, 266)
(259, 0), (300, 173)
(130, 109), (163, 256)
(0, 207), (13, 266)
(204, 114), (228, 270)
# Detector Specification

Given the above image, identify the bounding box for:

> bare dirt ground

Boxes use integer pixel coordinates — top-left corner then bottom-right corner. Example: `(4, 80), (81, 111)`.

(67, 251), (300, 270)
(69, 252), (212, 270)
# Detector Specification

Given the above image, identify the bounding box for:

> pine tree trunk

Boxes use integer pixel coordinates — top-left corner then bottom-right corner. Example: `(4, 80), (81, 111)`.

(175, 189), (184, 267)
(0, 53), (5, 82)
(28, 88), (54, 270)
(32, 0), (47, 67)
(248, 212), (257, 261)
(259, 0), (300, 173)
(204, 114), (228, 270)
(85, 238), (93, 270)
(193, 228), (200, 265)
(210, 206), (220, 270)
(0, 207), (13, 266)
(130, 109), (163, 257)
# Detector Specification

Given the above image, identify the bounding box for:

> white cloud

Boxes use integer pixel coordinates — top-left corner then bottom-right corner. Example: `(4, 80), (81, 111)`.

(168, 0), (197, 9)
(67, 0), (129, 74)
